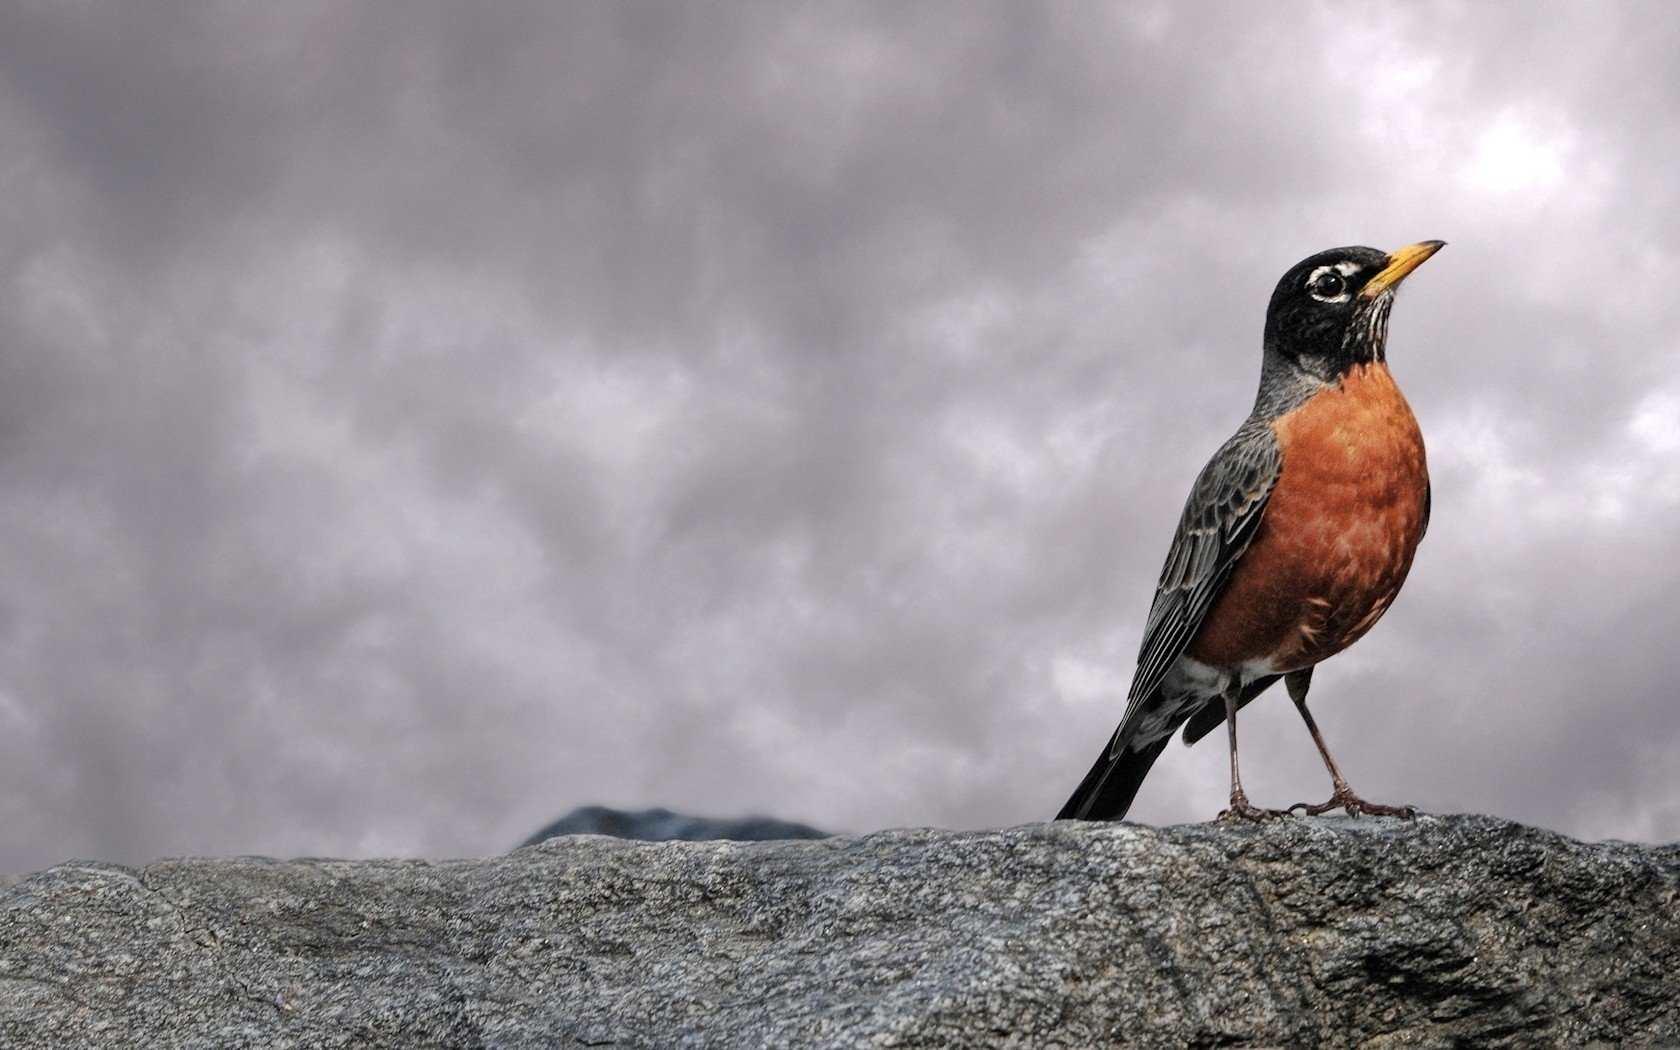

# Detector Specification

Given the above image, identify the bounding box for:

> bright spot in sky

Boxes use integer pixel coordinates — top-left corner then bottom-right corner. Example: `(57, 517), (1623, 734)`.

(1462, 114), (1568, 194)
(1629, 390), (1680, 456)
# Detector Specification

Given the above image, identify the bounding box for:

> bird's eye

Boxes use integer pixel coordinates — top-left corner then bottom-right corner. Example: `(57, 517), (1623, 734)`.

(1310, 271), (1346, 299)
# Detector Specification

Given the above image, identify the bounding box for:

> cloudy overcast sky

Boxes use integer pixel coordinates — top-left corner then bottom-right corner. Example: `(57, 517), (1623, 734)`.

(2, 2), (1678, 874)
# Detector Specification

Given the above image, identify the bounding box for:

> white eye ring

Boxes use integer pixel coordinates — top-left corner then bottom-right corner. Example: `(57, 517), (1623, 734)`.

(1306, 264), (1352, 302)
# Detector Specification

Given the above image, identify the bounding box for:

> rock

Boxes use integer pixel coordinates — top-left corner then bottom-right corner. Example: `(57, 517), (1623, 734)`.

(2, 814), (1677, 1047)
(520, 805), (831, 846)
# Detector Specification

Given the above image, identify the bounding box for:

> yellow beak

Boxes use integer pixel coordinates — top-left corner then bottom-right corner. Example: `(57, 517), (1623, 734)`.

(1361, 240), (1446, 298)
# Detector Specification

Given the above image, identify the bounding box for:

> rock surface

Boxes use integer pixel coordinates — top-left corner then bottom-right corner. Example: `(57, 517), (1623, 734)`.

(520, 804), (831, 846)
(3, 814), (1678, 1047)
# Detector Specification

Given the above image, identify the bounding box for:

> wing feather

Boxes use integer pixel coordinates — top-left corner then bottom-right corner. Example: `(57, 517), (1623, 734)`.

(1112, 418), (1282, 751)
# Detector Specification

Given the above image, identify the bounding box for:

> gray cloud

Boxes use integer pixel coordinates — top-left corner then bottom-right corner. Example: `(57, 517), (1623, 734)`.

(2, 1), (1679, 874)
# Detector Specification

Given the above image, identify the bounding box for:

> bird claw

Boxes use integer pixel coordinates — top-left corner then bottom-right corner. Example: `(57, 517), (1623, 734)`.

(1289, 790), (1417, 819)
(1216, 797), (1293, 823)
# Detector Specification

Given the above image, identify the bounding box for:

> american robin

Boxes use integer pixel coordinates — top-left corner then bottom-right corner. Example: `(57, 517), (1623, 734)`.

(1057, 241), (1445, 823)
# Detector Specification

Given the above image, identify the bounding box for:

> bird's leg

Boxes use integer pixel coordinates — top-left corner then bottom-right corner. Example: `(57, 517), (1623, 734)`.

(1216, 676), (1289, 822)
(1284, 668), (1416, 819)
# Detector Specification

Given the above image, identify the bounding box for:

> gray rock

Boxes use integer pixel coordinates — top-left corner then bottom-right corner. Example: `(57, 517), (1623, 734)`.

(3, 814), (1677, 1047)
(520, 805), (831, 846)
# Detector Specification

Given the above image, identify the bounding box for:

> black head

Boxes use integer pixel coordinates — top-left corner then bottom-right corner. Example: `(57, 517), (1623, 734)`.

(1262, 241), (1444, 378)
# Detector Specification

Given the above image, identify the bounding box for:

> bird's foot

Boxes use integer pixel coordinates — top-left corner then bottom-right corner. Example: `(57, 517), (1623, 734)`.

(1216, 793), (1292, 823)
(1290, 789), (1416, 819)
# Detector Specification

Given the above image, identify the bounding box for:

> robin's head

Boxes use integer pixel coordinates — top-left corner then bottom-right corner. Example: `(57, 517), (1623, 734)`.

(1263, 241), (1444, 376)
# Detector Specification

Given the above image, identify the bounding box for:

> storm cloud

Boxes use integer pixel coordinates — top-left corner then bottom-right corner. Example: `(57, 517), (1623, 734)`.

(3, 2), (1679, 874)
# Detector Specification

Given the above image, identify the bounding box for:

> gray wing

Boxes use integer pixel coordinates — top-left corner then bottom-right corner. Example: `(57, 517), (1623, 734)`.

(1112, 418), (1282, 748)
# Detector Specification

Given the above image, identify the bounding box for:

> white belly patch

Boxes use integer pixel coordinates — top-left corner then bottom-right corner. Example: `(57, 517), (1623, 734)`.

(1124, 654), (1278, 749)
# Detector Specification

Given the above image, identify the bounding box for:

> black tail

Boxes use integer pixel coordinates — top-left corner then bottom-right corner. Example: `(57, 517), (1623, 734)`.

(1055, 733), (1171, 821)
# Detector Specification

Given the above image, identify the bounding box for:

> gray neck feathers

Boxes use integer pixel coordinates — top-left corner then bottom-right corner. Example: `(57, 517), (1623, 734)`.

(1251, 349), (1326, 419)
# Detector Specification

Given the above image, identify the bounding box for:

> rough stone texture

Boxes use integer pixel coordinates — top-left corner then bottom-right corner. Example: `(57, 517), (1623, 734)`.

(3, 815), (1677, 1048)
(520, 805), (832, 847)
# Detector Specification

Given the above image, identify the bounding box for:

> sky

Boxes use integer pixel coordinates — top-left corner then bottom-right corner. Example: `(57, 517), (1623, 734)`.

(2, 2), (1679, 875)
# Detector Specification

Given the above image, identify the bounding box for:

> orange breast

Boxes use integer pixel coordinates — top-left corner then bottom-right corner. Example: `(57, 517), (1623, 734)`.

(1188, 362), (1429, 673)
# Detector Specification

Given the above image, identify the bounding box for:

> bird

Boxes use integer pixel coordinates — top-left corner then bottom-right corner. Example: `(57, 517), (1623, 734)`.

(1057, 241), (1445, 823)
